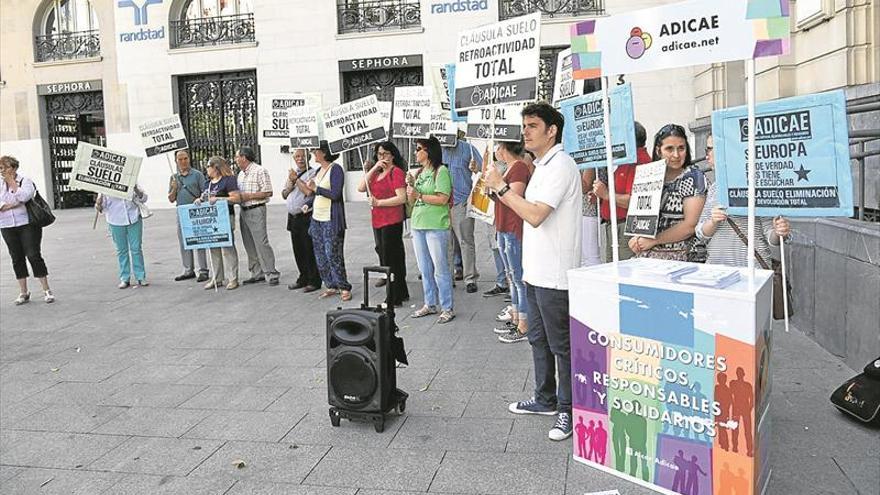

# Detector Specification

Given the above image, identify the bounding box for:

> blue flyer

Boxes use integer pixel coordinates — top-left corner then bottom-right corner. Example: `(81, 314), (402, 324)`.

(177, 200), (233, 250)
(712, 90), (853, 217)
(560, 83), (636, 169)
(445, 63), (467, 122)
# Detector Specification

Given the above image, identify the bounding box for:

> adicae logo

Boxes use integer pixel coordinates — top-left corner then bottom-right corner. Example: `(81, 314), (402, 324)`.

(626, 27), (653, 59)
(118, 0), (163, 26)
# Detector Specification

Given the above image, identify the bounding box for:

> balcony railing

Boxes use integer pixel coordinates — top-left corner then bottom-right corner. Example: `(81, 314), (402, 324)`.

(170, 13), (256, 49)
(337, 0), (421, 35)
(499, 0), (605, 20)
(34, 30), (101, 62)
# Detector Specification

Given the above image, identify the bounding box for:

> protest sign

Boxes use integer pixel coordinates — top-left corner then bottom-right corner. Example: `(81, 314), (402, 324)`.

(322, 95), (388, 154)
(430, 64), (452, 111)
(467, 175), (495, 225)
(552, 48), (588, 107)
(624, 159), (665, 238)
(465, 104), (523, 142)
(288, 100), (323, 149)
(454, 12), (541, 110)
(430, 103), (458, 147)
(70, 142), (142, 199)
(444, 63), (467, 122)
(570, 259), (773, 495)
(573, 0), (790, 76)
(377, 101), (393, 136)
(560, 84), (636, 169)
(392, 86), (432, 139)
(138, 115), (188, 157)
(258, 93), (322, 145)
(177, 200), (233, 250)
(712, 90), (853, 217)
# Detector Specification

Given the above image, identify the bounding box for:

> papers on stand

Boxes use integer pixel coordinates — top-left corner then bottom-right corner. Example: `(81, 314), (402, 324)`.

(628, 258), (699, 278)
(675, 266), (741, 289)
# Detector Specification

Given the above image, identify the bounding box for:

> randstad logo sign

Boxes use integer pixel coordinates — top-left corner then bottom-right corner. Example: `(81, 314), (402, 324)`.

(118, 0), (165, 42)
(430, 0), (488, 14)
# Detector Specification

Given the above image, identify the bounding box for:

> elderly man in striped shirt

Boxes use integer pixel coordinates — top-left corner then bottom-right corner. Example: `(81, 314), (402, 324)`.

(235, 146), (281, 286)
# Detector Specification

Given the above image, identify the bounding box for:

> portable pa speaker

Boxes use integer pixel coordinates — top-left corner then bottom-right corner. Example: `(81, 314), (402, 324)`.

(326, 267), (407, 432)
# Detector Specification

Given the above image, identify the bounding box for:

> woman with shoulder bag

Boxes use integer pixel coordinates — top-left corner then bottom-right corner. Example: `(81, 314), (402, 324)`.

(0, 155), (54, 304)
(96, 184), (149, 289)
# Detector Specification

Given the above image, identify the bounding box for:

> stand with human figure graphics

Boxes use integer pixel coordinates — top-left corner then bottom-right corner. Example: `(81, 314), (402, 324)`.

(569, 259), (773, 495)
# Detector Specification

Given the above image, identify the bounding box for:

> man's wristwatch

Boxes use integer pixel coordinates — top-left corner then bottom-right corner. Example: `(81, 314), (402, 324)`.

(497, 184), (511, 197)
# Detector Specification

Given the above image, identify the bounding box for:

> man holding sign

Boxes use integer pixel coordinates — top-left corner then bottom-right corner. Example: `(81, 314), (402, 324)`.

(168, 149), (209, 283)
(484, 102), (582, 441)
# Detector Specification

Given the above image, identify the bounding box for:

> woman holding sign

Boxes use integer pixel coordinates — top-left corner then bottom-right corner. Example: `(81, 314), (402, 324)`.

(95, 185), (149, 288)
(307, 141), (352, 302)
(195, 156), (241, 290)
(628, 124), (707, 260)
(0, 156), (55, 304)
(407, 136), (455, 324)
(357, 141), (410, 306)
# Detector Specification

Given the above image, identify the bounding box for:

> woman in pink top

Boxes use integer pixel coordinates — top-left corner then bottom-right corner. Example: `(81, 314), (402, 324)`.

(0, 156), (54, 305)
(357, 141), (410, 306)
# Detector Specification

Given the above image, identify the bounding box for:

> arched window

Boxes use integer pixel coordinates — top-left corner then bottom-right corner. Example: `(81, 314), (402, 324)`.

(35, 0), (101, 62)
(170, 0), (256, 49)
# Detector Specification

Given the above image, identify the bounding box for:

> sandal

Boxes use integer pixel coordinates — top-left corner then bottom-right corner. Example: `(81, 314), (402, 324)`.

(13, 292), (30, 305)
(411, 305), (438, 318)
(319, 289), (340, 299)
(437, 310), (456, 324)
(340, 290), (352, 302)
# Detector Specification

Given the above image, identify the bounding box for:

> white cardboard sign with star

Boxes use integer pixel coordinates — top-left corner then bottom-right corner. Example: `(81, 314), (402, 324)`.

(177, 200), (233, 250)
(712, 90), (853, 217)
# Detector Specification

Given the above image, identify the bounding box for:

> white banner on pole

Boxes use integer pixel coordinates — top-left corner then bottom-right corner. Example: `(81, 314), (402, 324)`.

(288, 97), (324, 149)
(258, 93), (322, 145)
(624, 159), (666, 238)
(552, 48), (587, 108)
(322, 95), (387, 154)
(392, 86), (432, 139)
(430, 64), (452, 111)
(465, 103), (523, 142)
(377, 101), (393, 137)
(430, 103), (458, 147)
(454, 12), (541, 110)
(138, 115), (188, 157)
(71, 142), (143, 199)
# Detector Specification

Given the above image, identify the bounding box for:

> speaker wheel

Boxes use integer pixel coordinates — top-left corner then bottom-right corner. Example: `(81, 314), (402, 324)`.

(329, 410), (341, 427)
(374, 418), (385, 433)
(397, 399), (406, 414)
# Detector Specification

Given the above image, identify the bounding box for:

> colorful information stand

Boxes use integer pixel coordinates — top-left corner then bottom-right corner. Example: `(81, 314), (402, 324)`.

(569, 259), (773, 495)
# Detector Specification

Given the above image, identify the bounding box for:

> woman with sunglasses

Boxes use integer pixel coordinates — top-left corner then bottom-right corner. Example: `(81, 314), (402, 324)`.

(407, 136), (455, 324)
(628, 124), (707, 260)
(357, 141), (410, 306)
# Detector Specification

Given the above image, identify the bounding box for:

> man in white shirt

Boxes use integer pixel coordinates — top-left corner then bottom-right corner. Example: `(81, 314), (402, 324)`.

(484, 101), (582, 441)
(235, 146), (280, 286)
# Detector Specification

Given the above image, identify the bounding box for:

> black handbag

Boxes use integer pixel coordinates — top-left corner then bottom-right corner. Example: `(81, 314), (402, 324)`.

(19, 179), (55, 228)
(830, 357), (880, 425)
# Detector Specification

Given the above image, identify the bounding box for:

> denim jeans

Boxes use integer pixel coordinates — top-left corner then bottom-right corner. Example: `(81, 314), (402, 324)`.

(525, 283), (571, 413)
(108, 219), (145, 282)
(411, 228), (453, 311)
(497, 232), (527, 317)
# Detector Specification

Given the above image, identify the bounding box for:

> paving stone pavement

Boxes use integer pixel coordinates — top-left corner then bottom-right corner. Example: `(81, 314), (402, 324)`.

(1, 204), (877, 494)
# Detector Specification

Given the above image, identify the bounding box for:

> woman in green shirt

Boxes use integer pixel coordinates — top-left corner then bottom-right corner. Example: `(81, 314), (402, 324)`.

(407, 136), (455, 324)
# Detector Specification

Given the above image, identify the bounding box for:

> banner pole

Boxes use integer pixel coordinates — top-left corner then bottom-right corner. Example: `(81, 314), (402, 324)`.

(165, 153), (176, 175)
(357, 146), (372, 199)
(601, 75), (620, 263)
(780, 233), (790, 332)
(746, 58), (757, 278)
(208, 244), (218, 293)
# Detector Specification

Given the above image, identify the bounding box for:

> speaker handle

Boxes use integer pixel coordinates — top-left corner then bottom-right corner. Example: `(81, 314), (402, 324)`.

(362, 265), (392, 310)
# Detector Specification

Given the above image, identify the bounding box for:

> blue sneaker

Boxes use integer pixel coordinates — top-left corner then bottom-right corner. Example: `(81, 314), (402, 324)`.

(549, 412), (573, 441)
(508, 398), (557, 416)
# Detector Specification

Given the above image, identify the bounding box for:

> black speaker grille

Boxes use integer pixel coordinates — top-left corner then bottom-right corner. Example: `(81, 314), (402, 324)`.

(330, 352), (377, 405)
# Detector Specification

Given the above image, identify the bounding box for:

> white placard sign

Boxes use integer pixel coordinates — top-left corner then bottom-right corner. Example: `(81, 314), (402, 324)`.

(465, 103), (523, 142)
(552, 48), (587, 107)
(377, 101), (393, 136)
(138, 115), (188, 157)
(322, 95), (388, 154)
(430, 103), (458, 147)
(624, 159), (666, 238)
(288, 97), (323, 149)
(392, 86), (432, 139)
(70, 142), (143, 199)
(430, 64), (452, 111)
(454, 12), (541, 110)
(259, 93), (322, 145)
